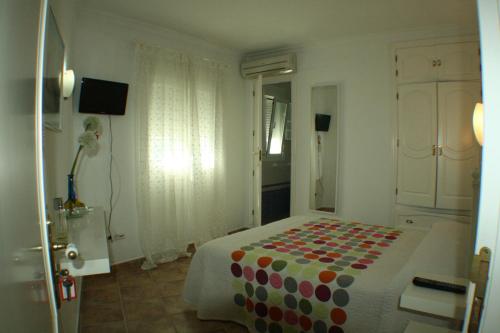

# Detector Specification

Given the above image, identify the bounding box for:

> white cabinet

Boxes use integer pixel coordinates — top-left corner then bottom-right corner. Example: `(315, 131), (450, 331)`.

(397, 83), (438, 207)
(396, 82), (481, 210)
(396, 42), (481, 84)
(396, 46), (437, 84)
(436, 82), (482, 210)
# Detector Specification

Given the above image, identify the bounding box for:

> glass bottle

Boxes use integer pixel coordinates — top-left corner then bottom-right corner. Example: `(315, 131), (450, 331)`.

(53, 197), (68, 243)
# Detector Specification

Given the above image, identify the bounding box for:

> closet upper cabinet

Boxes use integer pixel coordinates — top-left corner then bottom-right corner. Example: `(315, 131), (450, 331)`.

(396, 42), (481, 84)
(396, 46), (436, 84)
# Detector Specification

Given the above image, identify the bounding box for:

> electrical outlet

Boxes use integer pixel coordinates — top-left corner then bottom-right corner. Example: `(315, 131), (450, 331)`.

(113, 233), (126, 241)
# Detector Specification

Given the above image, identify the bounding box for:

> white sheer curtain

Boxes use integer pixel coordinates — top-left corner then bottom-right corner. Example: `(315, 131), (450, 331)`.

(135, 44), (227, 269)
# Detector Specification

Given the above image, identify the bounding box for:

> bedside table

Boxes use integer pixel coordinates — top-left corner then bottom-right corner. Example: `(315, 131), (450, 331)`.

(400, 273), (468, 319)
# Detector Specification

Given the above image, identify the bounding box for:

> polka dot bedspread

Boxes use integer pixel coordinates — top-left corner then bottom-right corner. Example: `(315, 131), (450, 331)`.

(183, 216), (443, 333)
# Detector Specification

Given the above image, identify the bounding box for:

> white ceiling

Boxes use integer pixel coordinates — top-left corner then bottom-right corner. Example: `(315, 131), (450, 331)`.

(82, 0), (478, 52)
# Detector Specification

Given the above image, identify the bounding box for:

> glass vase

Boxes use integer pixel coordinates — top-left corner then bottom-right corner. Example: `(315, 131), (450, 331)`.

(64, 174), (86, 217)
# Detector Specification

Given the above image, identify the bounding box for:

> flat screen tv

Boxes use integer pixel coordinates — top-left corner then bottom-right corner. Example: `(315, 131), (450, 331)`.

(79, 77), (128, 115)
(315, 113), (331, 132)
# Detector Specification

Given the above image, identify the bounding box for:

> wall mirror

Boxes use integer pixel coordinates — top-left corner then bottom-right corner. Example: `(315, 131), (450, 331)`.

(309, 84), (340, 213)
(42, 6), (65, 131)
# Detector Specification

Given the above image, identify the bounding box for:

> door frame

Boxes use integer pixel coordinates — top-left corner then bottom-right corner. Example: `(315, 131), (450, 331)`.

(252, 74), (295, 227)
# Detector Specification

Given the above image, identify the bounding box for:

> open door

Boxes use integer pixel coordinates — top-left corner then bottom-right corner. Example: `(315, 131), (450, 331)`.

(252, 75), (263, 227)
(0, 0), (58, 331)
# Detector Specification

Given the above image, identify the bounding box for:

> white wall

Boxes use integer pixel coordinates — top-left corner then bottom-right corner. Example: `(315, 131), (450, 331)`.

(291, 27), (478, 226)
(71, 8), (250, 264)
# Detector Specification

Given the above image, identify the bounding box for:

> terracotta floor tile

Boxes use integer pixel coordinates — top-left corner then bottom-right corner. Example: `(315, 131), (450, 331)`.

(120, 284), (163, 301)
(163, 295), (195, 315)
(116, 270), (153, 287)
(123, 299), (167, 321)
(80, 321), (126, 333)
(81, 257), (240, 333)
(127, 318), (176, 333)
(158, 280), (185, 297)
(80, 302), (124, 325)
(83, 273), (117, 291)
(150, 267), (186, 283)
(81, 285), (121, 305)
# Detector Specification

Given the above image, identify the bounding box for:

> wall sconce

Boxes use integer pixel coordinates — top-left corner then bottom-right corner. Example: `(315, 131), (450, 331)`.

(62, 69), (75, 99)
(473, 103), (484, 146)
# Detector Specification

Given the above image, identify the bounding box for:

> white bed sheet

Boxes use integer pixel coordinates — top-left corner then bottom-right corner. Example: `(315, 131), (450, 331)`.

(183, 216), (468, 333)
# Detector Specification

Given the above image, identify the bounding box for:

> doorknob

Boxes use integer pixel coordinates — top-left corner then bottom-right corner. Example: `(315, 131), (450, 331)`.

(53, 242), (79, 260)
(33, 242), (79, 260)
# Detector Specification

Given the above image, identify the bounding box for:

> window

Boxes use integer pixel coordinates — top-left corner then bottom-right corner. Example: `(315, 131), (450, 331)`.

(263, 96), (289, 156)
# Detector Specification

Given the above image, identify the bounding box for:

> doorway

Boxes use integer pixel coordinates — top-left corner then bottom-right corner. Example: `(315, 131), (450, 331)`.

(261, 82), (292, 225)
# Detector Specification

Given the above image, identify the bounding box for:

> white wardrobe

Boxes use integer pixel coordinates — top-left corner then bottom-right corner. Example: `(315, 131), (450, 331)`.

(395, 40), (482, 211)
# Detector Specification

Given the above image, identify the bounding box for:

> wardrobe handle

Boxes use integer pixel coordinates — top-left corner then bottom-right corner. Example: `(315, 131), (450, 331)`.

(432, 145), (437, 156)
(432, 60), (437, 67)
(437, 59), (442, 67)
(438, 145), (443, 156)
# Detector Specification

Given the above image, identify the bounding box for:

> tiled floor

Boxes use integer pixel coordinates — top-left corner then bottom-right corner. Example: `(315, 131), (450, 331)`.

(80, 257), (249, 333)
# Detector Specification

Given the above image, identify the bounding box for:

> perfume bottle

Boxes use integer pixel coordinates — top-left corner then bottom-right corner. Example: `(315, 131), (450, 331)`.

(53, 197), (68, 243)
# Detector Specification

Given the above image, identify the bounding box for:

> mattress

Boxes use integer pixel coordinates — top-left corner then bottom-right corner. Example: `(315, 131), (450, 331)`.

(183, 216), (468, 333)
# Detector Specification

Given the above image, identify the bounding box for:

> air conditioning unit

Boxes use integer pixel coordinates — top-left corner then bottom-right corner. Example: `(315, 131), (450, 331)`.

(240, 53), (297, 79)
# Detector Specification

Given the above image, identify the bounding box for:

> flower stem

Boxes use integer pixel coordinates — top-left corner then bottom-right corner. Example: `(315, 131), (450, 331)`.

(70, 124), (92, 176)
(70, 145), (83, 176)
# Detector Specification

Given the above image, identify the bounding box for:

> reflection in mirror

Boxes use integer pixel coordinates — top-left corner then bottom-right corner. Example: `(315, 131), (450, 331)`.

(310, 85), (339, 213)
(43, 7), (65, 131)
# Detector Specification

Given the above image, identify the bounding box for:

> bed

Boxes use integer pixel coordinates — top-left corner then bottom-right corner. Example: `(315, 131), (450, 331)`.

(183, 215), (469, 333)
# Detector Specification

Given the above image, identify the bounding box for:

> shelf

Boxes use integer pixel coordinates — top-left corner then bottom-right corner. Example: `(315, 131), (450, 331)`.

(400, 273), (468, 320)
(58, 207), (110, 277)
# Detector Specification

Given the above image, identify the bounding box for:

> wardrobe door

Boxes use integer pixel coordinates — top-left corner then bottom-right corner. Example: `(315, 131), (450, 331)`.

(436, 42), (481, 81)
(396, 46), (437, 84)
(436, 82), (482, 210)
(397, 83), (438, 207)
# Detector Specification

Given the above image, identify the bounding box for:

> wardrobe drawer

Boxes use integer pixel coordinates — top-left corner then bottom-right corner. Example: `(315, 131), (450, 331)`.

(396, 215), (436, 230)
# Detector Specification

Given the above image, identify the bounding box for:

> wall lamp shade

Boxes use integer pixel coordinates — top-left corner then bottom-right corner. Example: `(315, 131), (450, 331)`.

(473, 102), (484, 146)
(62, 69), (75, 98)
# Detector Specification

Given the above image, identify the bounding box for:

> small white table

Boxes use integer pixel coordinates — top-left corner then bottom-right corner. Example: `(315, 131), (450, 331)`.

(400, 273), (468, 320)
(58, 207), (111, 276)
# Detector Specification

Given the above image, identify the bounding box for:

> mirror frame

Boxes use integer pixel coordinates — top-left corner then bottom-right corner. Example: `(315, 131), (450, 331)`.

(309, 82), (342, 217)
